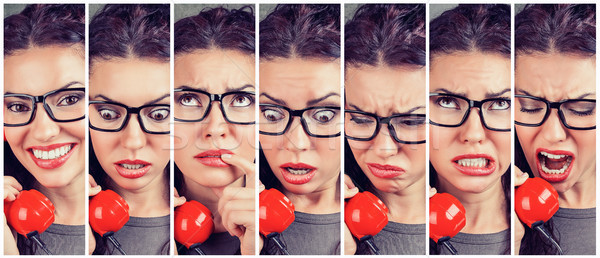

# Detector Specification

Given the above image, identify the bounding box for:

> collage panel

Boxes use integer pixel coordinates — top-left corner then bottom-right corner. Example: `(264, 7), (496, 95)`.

(428, 4), (512, 255)
(343, 3), (427, 256)
(88, 4), (171, 255)
(4, 4), (86, 255)
(258, 4), (342, 255)
(172, 3), (257, 255)
(513, 4), (596, 255)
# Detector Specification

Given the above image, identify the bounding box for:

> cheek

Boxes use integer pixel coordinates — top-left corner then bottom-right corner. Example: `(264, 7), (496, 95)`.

(64, 120), (86, 142)
(315, 137), (340, 166)
(574, 130), (596, 163)
(174, 123), (196, 150)
(489, 132), (511, 164)
(406, 145), (427, 167)
(149, 135), (170, 160)
(5, 127), (27, 148)
(90, 131), (119, 164)
(235, 125), (255, 160)
(429, 126), (455, 153)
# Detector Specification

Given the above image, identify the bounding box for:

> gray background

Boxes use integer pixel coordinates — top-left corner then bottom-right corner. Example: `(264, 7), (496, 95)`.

(5, 4), (26, 18)
(430, 4), (458, 21)
(175, 4), (251, 22)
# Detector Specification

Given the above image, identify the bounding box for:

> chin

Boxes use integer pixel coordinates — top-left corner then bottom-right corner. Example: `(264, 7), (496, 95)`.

(188, 168), (242, 188)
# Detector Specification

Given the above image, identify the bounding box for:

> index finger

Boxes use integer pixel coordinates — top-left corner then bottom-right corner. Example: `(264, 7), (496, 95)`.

(221, 154), (256, 189)
(514, 165), (529, 187)
(4, 176), (22, 191)
(344, 174), (355, 190)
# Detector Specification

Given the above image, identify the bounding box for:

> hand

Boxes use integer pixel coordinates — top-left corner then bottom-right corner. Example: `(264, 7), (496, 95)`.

(343, 175), (358, 255)
(428, 185), (437, 198)
(88, 174), (101, 254)
(513, 165), (529, 254)
(219, 154), (256, 255)
(174, 187), (186, 208)
(4, 176), (21, 254)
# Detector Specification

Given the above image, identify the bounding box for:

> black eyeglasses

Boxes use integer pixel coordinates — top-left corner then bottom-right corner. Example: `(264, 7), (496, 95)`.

(89, 101), (170, 134)
(345, 110), (426, 144)
(259, 104), (341, 138)
(429, 93), (511, 132)
(174, 89), (255, 124)
(515, 95), (596, 130)
(4, 88), (85, 127)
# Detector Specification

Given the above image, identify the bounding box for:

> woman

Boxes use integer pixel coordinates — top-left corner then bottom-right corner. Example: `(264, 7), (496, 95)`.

(428, 4), (511, 255)
(514, 4), (596, 255)
(173, 5), (256, 255)
(259, 4), (341, 255)
(343, 4), (426, 255)
(4, 4), (86, 255)
(88, 4), (170, 255)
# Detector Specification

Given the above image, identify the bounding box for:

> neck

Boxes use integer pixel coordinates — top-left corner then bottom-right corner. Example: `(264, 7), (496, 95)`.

(558, 171), (596, 208)
(111, 173), (169, 218)
(283, 177), (340, 214)
(439, 178), (508, 234)
(378, 179), (426, 224)
(37, 172), (85, 225)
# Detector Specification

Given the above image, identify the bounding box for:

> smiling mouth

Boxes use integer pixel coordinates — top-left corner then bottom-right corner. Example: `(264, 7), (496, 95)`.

(538, 151), (573, 174)
(30, 144), (74, 160)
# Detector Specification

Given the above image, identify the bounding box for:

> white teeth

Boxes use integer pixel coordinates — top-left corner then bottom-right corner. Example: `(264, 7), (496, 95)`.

(32, 145), (73, 160)
(456, 158), (488, 168)
(120, 164), (145, 170)
(285, 168), (312, 175)
(541, 156), (572, 174)
(540, 151), (567, 160)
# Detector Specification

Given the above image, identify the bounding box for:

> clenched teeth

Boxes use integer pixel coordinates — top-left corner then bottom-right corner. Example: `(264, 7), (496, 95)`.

(120, 164), (146, 170)
(456, 158), (488, 168)
(32, 145), (73, 160)
(285, 168), (312, 175)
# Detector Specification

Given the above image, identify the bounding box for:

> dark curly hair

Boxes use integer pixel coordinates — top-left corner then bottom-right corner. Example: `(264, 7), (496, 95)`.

(515, 4), (596, 255)
(428, 4), (511, 255)
(4, 4), (85, 255)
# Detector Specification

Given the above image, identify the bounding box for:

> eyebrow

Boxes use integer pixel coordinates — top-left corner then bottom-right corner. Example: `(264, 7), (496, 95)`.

(93, 93), (170, 106)
(176, 84), (255, 93)
(517, 89), (595, 100)
(260, 93), (286, 105)
(260, 92), (340, 107)
(5, 81), (84, 95)
(433, 88), (511, 98)
(348, 104), (425, 115)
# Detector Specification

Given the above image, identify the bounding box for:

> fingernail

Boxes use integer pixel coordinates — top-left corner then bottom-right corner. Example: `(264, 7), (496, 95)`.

(520, 172), (529, 178)
(221, 154), (232, 159)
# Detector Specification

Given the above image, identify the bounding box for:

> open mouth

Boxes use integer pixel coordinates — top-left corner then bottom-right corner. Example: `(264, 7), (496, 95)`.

(536, 148), (574, 182)
(452, 154), (496, 176)
(279, 163), (316, 184)
(28, 143), (77, 169)
(114, 160), (151, 179)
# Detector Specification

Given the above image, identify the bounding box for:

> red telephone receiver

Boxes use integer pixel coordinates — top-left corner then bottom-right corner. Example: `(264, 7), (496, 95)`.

(259, 188), (295, 255)
(174, 200), (214, 255)
(515, 177), (562, 254)
(344, 191), (388, 255)
(429, 192), (466, 255)
(89, 190), (129, 255)
(4, 189), (55, 254)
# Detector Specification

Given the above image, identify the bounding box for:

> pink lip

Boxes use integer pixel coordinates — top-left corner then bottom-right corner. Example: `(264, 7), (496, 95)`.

(27, 143), (77, 169)
(279, 163), (317, 184)
(114, 159), (151, 179)
(194, 149), (234, 168)
(366, 163), (405, 178)
(535, 148), (574, 183)
(451, 154), (496, 176)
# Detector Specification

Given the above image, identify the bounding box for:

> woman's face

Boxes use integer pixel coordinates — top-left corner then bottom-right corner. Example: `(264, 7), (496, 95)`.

(429, 52), (511, 194)
(174, 49), (255, 188)
(345, 65), (426, 193)
(260, 58), (341, 194)
(89, 58), (170, 191)
(4, 46), (85, 188)
(515, 53), (596, 193)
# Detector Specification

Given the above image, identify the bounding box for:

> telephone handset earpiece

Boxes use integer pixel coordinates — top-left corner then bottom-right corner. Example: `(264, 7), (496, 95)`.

(259, 188), (295, 255)
(429, 192), (466, 255)
(344, 191), (388, 255)
(174, 200), (214, 255)
(89, 190), (129, 255)
(4, 189), (55, 255)
(515, 177), (562, 254)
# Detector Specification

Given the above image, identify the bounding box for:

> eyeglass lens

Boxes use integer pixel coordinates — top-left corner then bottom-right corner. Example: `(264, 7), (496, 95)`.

(4, 89), (85, 126)
(89, 103), (170, 133)
(174, 90), (255, 123)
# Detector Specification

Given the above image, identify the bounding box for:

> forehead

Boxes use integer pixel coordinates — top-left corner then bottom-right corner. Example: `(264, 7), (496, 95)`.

(175, 49), (255, 93)
(4, 46), (84, 95)
(516, 53), (596, 100)
(259, 57), (340, 108)
(89, 57), (169, 105)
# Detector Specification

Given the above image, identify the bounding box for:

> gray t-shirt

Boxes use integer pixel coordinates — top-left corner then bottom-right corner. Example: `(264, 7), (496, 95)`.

(262, 211), (340, 255)
(21, 223), (85, 255)
(435, 229), (510, 255)
(179, 231), (241, 255)
(552, 207), (595, 255)
(98, 215), (170, 255)
(356, 221), (426, 255)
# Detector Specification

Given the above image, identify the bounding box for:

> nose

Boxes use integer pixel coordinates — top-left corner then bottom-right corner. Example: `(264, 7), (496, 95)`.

(283, 117), (310, 151)
(203, 103), (228, 140)
(121, 115), (147, 151)
(459, 108), (486, 143)
(29, 104), (60, 142)
(372, 126), (399, 158)
(540, 109), (567, 143)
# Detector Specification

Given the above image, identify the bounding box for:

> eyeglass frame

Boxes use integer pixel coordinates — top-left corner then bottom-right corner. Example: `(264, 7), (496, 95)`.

(514, 94), (596, 130)
(173, 88), (255, 125)
(429, 92), (511, 132)
(4, 88), (86, 127)
(89, 100), (170, 134)
(259, 103), (341, 138)
(345, 110), (426, 144)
